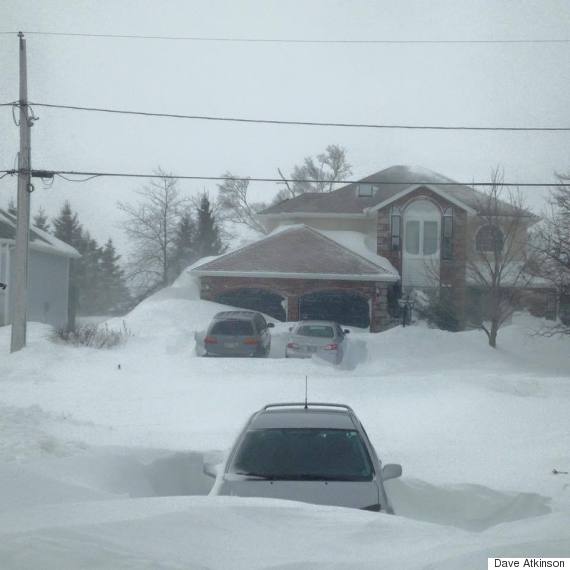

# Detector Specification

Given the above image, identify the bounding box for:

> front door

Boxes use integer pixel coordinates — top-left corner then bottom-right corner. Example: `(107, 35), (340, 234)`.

(402, 199), (440, 288)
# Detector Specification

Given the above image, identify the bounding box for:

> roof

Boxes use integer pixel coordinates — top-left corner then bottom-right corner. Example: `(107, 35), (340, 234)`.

(0, 209), (81, 258)
(250, 408), (356, 430)
(260, 165), (535, 219)
(191, 225), (398, 282)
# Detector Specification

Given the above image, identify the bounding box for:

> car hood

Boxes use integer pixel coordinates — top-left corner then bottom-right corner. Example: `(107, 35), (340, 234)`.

(215, 475), (380, 510)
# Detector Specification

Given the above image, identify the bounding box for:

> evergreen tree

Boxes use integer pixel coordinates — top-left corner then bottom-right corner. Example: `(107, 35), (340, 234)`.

(53, 202), (85, 329)
(33, 207), (50, 232)
(76, 232), (103, 316)
(172, 210), (196, 278)
(194, 193), (224, 258)
(7, 199), (17, 216)
(98, 239), (131, 314)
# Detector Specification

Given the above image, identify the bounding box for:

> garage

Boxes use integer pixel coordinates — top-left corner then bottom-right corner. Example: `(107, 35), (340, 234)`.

(298, 290), (370, 328)
(215, 288), (286, 321)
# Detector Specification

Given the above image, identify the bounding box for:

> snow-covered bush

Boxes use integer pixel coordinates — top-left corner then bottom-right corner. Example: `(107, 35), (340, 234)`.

(52, 322), (132, 349)
(413, 288), (461, 332)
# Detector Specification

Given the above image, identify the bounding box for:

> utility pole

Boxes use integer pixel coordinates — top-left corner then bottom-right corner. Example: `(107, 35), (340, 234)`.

(10, 32), (32, 353)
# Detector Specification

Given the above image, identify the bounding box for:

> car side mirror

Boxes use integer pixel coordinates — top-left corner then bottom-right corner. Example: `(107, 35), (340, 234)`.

(343, 329), (350, 334)
(382, 463), (402, 481)
(203, 461), (222, 478)
(267, 323), (275, 328)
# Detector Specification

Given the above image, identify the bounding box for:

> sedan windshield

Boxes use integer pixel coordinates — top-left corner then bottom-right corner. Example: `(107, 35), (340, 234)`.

(295, 325), (335, 338)
(230, 428), (373, 481)
(211, 320), (254, 336)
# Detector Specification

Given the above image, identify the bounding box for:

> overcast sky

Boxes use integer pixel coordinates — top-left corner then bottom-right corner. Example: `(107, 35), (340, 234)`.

(1, 0), (569, 253)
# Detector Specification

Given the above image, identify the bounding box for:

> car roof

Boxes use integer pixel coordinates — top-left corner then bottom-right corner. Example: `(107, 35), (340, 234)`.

(213, 310), (260, 320)
(249, 406), (358, 430)
(295, 321), (338, 327)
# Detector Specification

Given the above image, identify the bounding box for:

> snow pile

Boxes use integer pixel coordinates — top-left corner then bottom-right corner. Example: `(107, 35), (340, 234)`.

(1, 297), (569, 567)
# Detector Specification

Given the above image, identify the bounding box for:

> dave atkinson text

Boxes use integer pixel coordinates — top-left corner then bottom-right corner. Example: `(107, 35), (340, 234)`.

(493, 560), (566, 568)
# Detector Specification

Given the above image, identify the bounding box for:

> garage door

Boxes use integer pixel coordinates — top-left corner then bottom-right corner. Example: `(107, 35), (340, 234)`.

(298, 290), (370, 328)
(215, 288), (286, 321)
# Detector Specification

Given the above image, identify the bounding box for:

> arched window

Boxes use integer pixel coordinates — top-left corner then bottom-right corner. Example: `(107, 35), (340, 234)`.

(475, 224), (504, 253)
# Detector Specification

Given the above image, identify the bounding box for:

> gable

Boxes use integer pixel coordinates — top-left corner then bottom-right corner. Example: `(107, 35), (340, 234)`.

(192, 225), (398, 282)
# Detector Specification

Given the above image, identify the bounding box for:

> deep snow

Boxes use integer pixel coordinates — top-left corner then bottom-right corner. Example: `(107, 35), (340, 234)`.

(0, 276), (569, 568)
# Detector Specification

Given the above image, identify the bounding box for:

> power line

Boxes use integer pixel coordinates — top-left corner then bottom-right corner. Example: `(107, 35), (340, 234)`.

(26, 102), (570, 132)
(1, 30), (570, 45)
(0, 169), (562, 187)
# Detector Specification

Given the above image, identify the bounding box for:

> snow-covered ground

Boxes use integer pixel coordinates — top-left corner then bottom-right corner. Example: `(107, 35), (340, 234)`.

(0, 275), (569, 568)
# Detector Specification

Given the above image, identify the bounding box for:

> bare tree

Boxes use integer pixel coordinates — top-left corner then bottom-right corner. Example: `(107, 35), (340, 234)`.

(274, 144), (352, 203)
(533, 172), (570, 334)
(118, 168), (187, 293)
(216, 173), (268, 235)
(466, 170), (538, 348)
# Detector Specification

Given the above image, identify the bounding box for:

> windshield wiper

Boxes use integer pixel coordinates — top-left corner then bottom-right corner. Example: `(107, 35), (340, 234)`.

(232, 471), (276, 480)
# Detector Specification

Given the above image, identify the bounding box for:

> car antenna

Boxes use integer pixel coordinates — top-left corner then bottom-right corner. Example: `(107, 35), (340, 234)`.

(304, 375), (308, 409)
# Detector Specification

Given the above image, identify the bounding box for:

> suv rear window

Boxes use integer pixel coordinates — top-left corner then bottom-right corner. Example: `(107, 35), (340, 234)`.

(230, 428), (373, 481)
(296, 325), (335, 338)
(211, 320), (254, 336)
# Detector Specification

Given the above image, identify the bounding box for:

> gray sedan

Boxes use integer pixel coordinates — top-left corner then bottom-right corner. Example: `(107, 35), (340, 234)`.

(286, 321), (349, 364)
(205, 402), (402, 513)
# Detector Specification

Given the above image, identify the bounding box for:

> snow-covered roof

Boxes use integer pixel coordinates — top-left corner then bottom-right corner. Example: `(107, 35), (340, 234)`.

(191, 224), (399, 282)
(0, 209), (81, 258)
(467, 261), (553, 289)
(260, 165), (537, 220)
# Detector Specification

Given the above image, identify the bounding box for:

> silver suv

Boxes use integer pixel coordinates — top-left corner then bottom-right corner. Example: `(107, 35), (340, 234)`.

(206, 402), (402, 513)
(203, 311), (274, 357)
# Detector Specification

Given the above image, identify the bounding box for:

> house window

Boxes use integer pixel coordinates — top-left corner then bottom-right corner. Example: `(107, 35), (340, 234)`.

(423, 221), (438, 255)
(405, 220), (420, 254)
(357, 184), (374, 197)
(442, 207), (453, 260)
(390, 207), (401, 251)
(476, 224), (504, 253)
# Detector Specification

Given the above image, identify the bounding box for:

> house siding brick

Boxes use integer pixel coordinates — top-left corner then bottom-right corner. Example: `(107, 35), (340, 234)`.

(376, 186), (467, 327)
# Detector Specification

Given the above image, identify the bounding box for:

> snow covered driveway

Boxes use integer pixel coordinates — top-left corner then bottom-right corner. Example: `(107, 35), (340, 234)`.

(0, 290), (569, 568)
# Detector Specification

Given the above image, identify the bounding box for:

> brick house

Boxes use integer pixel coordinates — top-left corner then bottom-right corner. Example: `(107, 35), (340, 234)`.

(192, 165), (550, 331)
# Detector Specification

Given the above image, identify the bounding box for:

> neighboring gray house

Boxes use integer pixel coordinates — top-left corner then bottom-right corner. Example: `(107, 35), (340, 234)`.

(0, 209), (80, 328)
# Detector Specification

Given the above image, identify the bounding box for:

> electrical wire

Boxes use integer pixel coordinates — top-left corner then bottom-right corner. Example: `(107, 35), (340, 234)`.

(27, 102), (570, 132)
(0, 168), (565, 187)
(1, 31), (570, 44)
(44, 170), (567, 187)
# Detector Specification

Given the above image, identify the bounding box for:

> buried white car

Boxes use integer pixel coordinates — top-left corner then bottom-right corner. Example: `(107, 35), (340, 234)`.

(205, 402), (402, 513)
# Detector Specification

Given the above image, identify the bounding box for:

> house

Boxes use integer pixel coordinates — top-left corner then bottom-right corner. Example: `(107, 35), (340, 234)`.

(192, 165), (553, 331)
(0, 209), (80, 329)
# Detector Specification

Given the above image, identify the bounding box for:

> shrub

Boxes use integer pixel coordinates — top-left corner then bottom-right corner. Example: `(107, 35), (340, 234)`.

(414, 288), (461, 332)
(52, 321), (132, 349)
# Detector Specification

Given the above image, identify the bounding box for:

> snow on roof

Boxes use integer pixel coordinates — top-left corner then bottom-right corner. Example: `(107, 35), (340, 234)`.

(467, 261), (553, 289)
(192, 224), (398, 282)
(0, 209), (81, 258)
(260, 165), (535, 219)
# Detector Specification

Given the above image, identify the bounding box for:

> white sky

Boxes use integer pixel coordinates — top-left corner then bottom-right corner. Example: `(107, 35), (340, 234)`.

(1, 0), (569, 253)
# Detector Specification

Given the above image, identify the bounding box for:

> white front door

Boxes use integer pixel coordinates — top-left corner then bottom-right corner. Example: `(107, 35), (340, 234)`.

(402, 200), (440, 288)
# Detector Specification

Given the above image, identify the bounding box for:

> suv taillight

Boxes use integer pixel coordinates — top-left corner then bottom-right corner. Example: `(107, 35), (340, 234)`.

(204, 336), (218, 344)
(287, 342), (300, 349)
(243, 338), (259, 345)
(323, 343), (338, 351)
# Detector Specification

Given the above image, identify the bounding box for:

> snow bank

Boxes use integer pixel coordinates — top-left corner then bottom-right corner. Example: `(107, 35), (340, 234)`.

(1, 300), (569, 567)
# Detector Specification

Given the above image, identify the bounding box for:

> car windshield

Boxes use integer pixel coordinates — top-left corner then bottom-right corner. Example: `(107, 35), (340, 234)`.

(295, 325), (335, 338)
(230, 428), (373, 481)
(211, 320), (254, 336)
